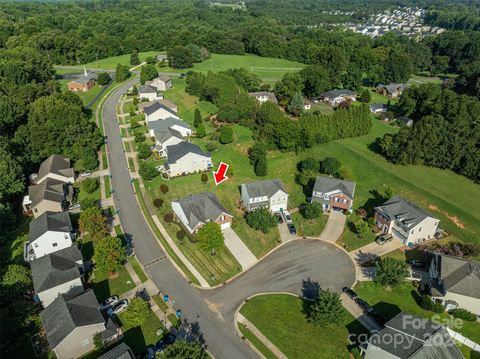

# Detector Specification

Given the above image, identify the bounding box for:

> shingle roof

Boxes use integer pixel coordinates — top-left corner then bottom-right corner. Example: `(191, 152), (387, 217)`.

(31, 245), (82, 292)
(70, 72), (96, 85)
(144, 101), (177, 117)
(153, 128), (184, 143)
(367, 313), (463, 359)
(37, 155), (74, 182)
(157, 75), (171, 82)
(98, 342), (134, 359)
(40, 290), (104, 349)
(138, 84), (157, 94)
(241, 179), (286, 199)
(435, 254), (480, 299)
(28, 178), (67, 207)
(375, 196), (436, 231)
(147, 117), (190, 131)
(370, 103), (386, 111)
(29, 211), (72, 242)
(320, 89), (356, 99)
(376, 83), (407, 94)
(312, 176), (356, 199)
(166, 142), (210, 163)
(139, 99), (177, 112)
(172, 192), (231, 232)
(248, 92), (278, 104)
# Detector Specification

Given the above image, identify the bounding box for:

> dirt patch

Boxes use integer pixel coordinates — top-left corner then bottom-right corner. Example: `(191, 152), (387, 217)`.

(108, 271), (119, 279)
(427, 204), (465, 229)
(428, 205), (438, 211)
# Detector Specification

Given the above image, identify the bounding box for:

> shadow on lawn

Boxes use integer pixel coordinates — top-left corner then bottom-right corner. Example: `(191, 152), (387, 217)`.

(371, 301), (401, 321)
(87, 276), (111, 302)
(361, 190), (388, 217)
(120, 326), (146, 355)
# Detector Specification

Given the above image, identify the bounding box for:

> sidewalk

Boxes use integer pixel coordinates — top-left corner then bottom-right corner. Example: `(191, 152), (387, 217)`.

(237, 313), (288, 359)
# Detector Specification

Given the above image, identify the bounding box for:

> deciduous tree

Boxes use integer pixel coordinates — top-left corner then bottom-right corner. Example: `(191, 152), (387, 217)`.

(374, 257), (409, 287)
(94, 236), (125, 275)
(306, 289), (346, 327)
(196, 222), (224, 255)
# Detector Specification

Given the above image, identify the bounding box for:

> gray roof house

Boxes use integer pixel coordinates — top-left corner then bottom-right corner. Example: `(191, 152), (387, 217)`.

(369, 103), (387, 114)
(248, 91), (278, 104)
(144, 101), (179, 122)
(319, 89), (357, 106)
(171, 192), (233, 233)
(396, 116), (414, 127)
(363, 312), (463, 359)
(138, 84), (157, 95)
(25, 178), (74, 218)
(311, 176), (356, 212)
(98, 342), (135, 359)
(31, 245), (84, 307)
(429, 254), (480, 316)
(139, 99), (178, 113)
(374, 196), (439, 245)
(162, 142), (212, 178)
(40, 290), (111, 359)
(241, 179), (288, 212)
(376, 83), (408, 98)
(36, 154), (75, 184)
(25, 211), (75, 262)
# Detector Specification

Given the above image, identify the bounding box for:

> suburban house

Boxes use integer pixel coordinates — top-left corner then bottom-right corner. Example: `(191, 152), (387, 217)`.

(24, 211), (75, 262)
(40, 290), (118, 359)
(148, 117), (192, 138)
(144, 102), (179, 122)
(161, 142), (212, 178)
(374, 196), (439, 246)
(376, 83), (407, 98)
(98, 343), (134, 359)
(151, 128), (185, 157)
(310, 176), (356, 212)
(319, 89), (356, 106)
(139, 99), (178, 113)
(428, 254), (480, 316)
(23, 178), (74, 218)
(241, 179), (288, 212)
(248, 91), (278, 104)
(68, 69), (96, 92)
(146, 75), (172, 91)
(396, 116), (414, 127)
(34, 154), (75, 185)
(30, 245), (84, 307)
(362, 312), (463, 359)
(138, 84), (163, 101)
(172, 192), (233, 234)
(369, 103), (387, 114)
(303, 98), (313, 110)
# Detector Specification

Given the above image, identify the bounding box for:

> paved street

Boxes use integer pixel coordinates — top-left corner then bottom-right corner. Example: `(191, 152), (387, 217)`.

(102, 79), (356, 359)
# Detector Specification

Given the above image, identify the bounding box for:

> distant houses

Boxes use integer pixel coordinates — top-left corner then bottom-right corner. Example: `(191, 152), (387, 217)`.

(369, 103), (387, 114)
(396, 116), (414, 127)
(310, 176), (356, 212)
(248, 91), (278, 104)
(374, 196), (439, 246)
(319, 89), (356, 106)
(144, 102), (179, 122)
(376, 83), (408, 98)
(172, 192), (233, 233)
(68, 69), (96, 92)
(138, 84), (163, 102)
(240, 179), (288, 213)
(146, 75), (172, 91)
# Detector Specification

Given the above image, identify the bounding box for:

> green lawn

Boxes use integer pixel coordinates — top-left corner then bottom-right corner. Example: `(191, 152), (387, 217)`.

(60, 51), (159, 70)
(89, 266), (135, 302)
(104, 175), (111, 198)
(127, 255), (148, 283)
(74, 179), (101, 204)
(337, 214), (376, 252)
(117, 311), (165, 355)
(354, 282), (480, 344)
(238, 324), (277, 359)
(152, 295), (169, 312)
(292, 212), (328, 237)
(240, 294), (366, 359)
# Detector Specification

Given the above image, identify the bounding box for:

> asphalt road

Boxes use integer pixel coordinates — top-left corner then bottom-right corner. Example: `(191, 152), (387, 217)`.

(103, 79), (356, 359)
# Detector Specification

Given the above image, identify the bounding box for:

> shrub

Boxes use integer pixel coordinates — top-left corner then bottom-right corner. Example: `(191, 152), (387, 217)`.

(97, 72), (111, 86)
(201, 173), (208, 183)
(420, 294), (444, 313)
(303, 202), (322, 220)
(160, 184), (169, 194)
(219, 127), (234, 144)
(93, 333), (104, 350)
(321, 157), (341, 175)
(245, 208), (277, 233)
(134, 132), (145, 143)
(80, 197), (99, 210)
(153, 198), (163, 208)
(138, 162), (158, 181)
(451, 308), (477, 322)
(164, 212), (174, 223)
(196, 124), (206, 138)
(136, 142), (151, 159)
(254, 156), (268, 176)
(206, 141), (218, 152)
(81, 178), (99, 194)
(176, 230), (186, 241)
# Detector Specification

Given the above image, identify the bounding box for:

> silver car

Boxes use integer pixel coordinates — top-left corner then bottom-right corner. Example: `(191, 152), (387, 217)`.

(99, 295), (119, 311)
(107, 299), (128, 317)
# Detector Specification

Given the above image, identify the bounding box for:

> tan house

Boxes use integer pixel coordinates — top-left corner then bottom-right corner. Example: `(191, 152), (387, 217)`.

(171, 192), (233, 234)
(24, 178), (73, 218)
(35, 154), (75, 184)
(310, 176), (356, 212)
(374, 196), (439, 246)
(428, 254), (480, 316)
(146, 75), (172, 91)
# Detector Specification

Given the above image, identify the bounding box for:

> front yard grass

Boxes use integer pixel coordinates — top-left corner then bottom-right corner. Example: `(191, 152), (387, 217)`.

(239, 294), (367, 359)
(238, 323), (277, 359)
(291, 212), (328, 237)
(152, 295), (169, 312)
(337, 214), (376, 252)
(89, 266), (135, 302)
(354, 282), (480, 344)
(127, 255), (148, 283)
(104, 175), (111, 198)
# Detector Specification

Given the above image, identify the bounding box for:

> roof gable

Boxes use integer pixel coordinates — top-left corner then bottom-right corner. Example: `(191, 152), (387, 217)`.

(375, 196), (436, 230)
(166, 142), (210, 163)
(313, 176), (356, 199)
(29, 211), (72, 242)
(242, 179), (287, 199)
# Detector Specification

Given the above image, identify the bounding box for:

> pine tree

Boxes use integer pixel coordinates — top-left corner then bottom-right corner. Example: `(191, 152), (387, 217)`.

(130, 51), (140, 66)
(254, 155), (268, 176)
(194, 108), (202, 128)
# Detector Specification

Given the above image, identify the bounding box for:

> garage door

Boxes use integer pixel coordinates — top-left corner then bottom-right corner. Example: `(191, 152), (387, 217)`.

(221, 222), (231, 229)
(270, 204), (286, 212)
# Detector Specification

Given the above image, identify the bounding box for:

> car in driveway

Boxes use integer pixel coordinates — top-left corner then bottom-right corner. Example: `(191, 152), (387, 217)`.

(99, 295), (119, 311)
(106, 299), (128, 317)
(79, 172), (92, 178)
(155, 333), (176, 352)
(342, 287), (358, 300)
(274, 212), (284, 224)
(69, 203), (81, 210)
(375, 234), (393, 245)
(281, 209), (293, 223)
(287, 223), (297, 235)
(355, 298), (373, 314)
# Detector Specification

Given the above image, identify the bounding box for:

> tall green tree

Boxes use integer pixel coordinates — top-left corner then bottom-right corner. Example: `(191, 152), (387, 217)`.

(167, 45), (194, 69)
(130, 51), (140, 66)
(79, 206), (109, 241)
(94, 236), (126, 274)
(306, 289), (346, 328)
(254, 155), (268, 176)
(193, 108), (202, 128)
(0, 146), (24, 201)
(115, 64), (130, 82)
(196, 222), (224, 255)
(374, 257), (409, 287)
(287, 92), (304, 116)
(160, 341), (209, 359)
(140, 64), (158, 85)
(1, 264), (31, 299)
(123, 297), (150, 326)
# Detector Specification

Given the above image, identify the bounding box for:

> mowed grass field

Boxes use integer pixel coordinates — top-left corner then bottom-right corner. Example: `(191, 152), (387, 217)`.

(65, 51), (159, 70)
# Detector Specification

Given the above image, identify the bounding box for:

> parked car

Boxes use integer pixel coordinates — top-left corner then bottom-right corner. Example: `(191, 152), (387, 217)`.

(274, 213), (284, 224)
(375, 234), (393, 245)
(79, 172), (92, 177)
(342, 287), (358, 300)
(355, 298), (373, 314)
(69, 203), (81, 210)
(287, 223), (297, 235)
(281, 209), (293, 223)
(107, 299), (128, 316)
(155, 333), (176, 352)
(99, 295), (119, 311)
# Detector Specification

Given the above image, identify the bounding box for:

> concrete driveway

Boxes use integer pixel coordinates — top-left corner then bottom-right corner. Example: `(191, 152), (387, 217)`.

(223, 228), (257, 270)
(350, 237), (404, 265)
(317, 210), (346, 242)
(278, 222), (296, 242)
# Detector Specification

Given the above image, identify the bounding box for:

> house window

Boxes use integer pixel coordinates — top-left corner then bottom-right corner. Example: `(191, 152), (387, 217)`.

(219, 215), (225, 221)
(52, 243), (58, 247)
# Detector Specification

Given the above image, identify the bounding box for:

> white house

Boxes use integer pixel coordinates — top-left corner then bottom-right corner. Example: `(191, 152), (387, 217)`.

(139, 99), (178, 113)
(428, 254), (480, 316)
(25, 211), (75, 262)
(374, 196), (439, 246)
(241, 179), (288, 212)
(31, 245), (84, 307)
(138, 84), (163, 101)
(248, 91), (278, 104)
(35, 155), (75, 184)
(319, 89), (356, 106)
(162, 142), (212, 178)
(151, 129), (185, 157)
(369, 103), (387, 114)
(147, 117), (192, 138)
(172, 192), (233, 234)
(146, 75), (172, 91)
(144, 102), (179, 123)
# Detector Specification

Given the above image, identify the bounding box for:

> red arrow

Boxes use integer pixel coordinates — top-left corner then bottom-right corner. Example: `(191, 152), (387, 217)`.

(213, 162), (229, 185)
